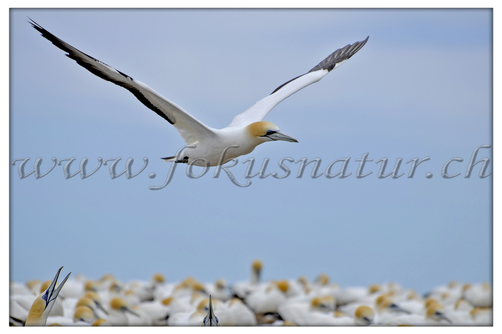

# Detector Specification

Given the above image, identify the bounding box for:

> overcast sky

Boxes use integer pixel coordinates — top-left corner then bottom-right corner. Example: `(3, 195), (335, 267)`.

(10, 8), (492, 293)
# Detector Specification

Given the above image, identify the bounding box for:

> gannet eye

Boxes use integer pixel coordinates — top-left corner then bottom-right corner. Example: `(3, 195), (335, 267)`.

(262, 130), (277, 137)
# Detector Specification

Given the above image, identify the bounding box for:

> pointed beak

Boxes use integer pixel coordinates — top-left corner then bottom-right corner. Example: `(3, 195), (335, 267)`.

(45, 266), (71, 309)
(124, 307), (140, 318)
(207, 295), (218, 326)
(265, 130), (298, 143)
(436, 312), (452, 324)
(208, 295), (215, 322)
(95, 301), (109, 316)
(390, 303), (410, 314)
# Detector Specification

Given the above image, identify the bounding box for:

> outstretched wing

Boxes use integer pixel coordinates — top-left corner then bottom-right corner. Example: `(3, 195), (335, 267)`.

(29, 19), (215, 145)
(228, 37), (369, 128)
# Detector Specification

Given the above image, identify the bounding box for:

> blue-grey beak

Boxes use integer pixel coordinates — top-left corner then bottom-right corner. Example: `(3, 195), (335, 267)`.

(263, 130), (298, 143)
(44, 266), (71, 309)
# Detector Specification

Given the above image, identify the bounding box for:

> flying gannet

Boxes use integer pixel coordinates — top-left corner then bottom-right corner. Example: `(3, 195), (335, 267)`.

(29, 19), (368, 167)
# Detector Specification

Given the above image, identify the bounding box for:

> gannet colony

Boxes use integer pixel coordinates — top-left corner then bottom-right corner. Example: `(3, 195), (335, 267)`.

(10, 261), (492, 326)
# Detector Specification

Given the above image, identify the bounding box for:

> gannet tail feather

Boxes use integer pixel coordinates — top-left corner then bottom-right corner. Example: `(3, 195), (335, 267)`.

(228, 36), (369, 128)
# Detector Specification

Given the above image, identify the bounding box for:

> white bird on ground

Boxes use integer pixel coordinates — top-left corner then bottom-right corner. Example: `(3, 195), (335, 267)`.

(217, 298), (257, 326)
(24, 266), (71, 326)
(232, 259), (263, 299)
(383, 303), (452, 326)
(245, 280), (289, 315)
(29, 19), (368, 166)
(277, 295), (336, 325)
(463, 282), (492, 308)
(206, 278), (231, 301)
(106, 297), (140, 326)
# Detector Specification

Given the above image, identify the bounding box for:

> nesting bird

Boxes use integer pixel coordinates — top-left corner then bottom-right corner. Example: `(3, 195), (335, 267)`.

(29, 19), (368, 166)
(11, 263), (492, 326)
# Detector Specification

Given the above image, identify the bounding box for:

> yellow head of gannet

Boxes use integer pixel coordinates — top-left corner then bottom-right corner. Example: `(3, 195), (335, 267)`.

(73, 305), (95, 323)
(274, 280), (289, 293)
(76, 296), (96, 310)
(92, 318), (110, 326)
(192, 281), (207, 294)
(246, 121), (298, 145)
(100, 273), (115, 282)
(162, 296), (174, 306)
(310, 296), (336, 312)
(109, 297), (140, 317)
(202, 295), (219, 326)
(376, 296), (410, 314)
(84, 291), (109, 315)
(109, 281), (123, 294)
(368, 284), (381, 294)
(425, 304), (451, 324)
(215, 278), (227, 290)
(84, 280), (99, 292)
(297, 275), (309, 286)
(152, 273), (165, 284)
(316, 274), (330, 286)
(25, 266), (71, 326)
(251, 259), (262, 284)
(334, 310), (347, 318)
(354, 306), (375, 326)
(282, 321), (297, 326)
(425, 298), (440, 309)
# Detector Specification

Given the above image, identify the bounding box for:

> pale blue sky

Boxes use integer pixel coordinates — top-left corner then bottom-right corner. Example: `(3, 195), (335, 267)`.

(10, 9), (492, 293)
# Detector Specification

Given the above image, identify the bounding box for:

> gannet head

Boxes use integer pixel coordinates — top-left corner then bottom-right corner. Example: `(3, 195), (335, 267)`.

(246, 121), (298, 144)
(425, 298), (440, 309)
(215, 278), (227, 290)
(192, 282), (208, 294)
(368, 284), (381, 294)
(84, 291), (109, 315)
(25, 266), (71, 326)
(202, 295), (219, 326)
(311, 296), (336, 312)
(252, 259), (262, 272)
(100, 273), (115, 282)
(109, 297), (140, 317)
(162, 296), (174, 306)
(376, 296), (410, 314)
(85, 281), (99, 293)
(316, 274), (330, 286)
(426, 304), (451, 324)
(76, 296), (97, 314)
(92, 318), (110, 326)
(73, 305), (95, 323)
(274, 280), (290, 294)
(152, 273), (165, 285)
(455, 298), (473, 312)
(251, 259), (262, 284)
(354, 305), (375, 326)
